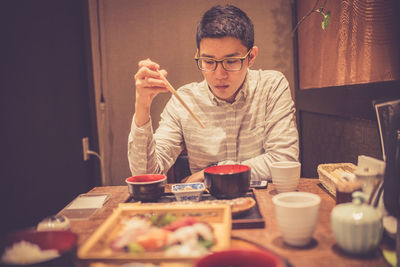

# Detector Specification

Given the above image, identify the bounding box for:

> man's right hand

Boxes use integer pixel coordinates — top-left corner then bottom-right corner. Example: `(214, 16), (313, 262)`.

(134, 58), (169, 127)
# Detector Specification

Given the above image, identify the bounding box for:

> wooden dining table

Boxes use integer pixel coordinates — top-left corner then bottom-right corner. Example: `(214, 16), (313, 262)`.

(69, 178), (389, 267)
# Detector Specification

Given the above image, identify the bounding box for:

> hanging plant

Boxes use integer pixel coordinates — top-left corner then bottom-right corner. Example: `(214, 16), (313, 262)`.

(292, 0), (331, 36)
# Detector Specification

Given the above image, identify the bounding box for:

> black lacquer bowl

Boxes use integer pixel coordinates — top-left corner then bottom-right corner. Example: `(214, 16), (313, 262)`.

(204, 164), (251, 199)
(125, 174), (167, 202)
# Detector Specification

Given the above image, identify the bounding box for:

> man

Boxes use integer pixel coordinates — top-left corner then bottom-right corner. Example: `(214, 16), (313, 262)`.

(128, 5), (299, 183)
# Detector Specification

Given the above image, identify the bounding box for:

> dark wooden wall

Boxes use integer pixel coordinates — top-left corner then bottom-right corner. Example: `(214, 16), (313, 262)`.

(297, 82), (400, 177)
(294, 0), (400, 177)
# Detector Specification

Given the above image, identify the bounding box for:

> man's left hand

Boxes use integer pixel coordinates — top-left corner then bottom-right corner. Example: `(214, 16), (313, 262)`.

(181, 170), (204, 183)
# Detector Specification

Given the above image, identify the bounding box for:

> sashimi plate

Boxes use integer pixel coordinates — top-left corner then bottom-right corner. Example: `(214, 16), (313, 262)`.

(78, 204), (231, 263)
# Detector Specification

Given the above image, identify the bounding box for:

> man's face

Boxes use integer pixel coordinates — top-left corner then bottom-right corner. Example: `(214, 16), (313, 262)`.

(198, 37), (257, 103)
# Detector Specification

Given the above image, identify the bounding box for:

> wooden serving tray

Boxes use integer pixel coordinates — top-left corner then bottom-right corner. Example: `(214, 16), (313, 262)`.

(78, 204), (231, 262)
(126, 190), (265, 229)
(88, 236), (290, 267)
(231, 191), (265, 229)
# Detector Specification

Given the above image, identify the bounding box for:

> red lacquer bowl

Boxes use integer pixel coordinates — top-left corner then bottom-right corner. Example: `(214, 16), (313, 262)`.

(195, 249), (285, 267)
(0, 230), (77, 267)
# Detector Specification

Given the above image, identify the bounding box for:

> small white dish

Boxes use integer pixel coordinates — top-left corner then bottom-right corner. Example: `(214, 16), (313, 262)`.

(37, 215), (70, 231)
(171, 182), (205, 202)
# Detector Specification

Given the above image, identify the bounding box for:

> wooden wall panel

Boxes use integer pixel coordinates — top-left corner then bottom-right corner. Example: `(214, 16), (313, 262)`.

(297, 0), (400, 89)
(295, 0), (400, 177)
(301, 112), (382, 177)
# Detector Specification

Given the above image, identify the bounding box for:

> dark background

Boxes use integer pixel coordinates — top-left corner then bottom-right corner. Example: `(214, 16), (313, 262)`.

(0, 0), (99, 236)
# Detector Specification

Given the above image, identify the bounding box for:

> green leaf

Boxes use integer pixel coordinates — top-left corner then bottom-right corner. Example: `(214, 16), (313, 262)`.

(126, 242), (144, 253)
(159, 213), (176, 227)
(150, 214), (159, 225)
(198, 239), (214, 249)
(321, 11), (331, 30)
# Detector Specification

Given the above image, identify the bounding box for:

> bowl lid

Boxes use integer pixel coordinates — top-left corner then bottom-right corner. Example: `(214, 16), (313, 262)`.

(331, 192), (382, 223)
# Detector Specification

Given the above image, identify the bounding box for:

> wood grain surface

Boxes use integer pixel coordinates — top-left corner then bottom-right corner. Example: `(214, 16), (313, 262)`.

(69, 179), (388, 266)
(297, 0), (400, 89)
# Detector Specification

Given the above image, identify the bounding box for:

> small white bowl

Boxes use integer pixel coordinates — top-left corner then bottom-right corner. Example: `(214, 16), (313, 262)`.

(171, 182), (205, 202)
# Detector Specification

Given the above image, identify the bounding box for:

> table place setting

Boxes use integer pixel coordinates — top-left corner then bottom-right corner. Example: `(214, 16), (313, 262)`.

(74, 161), (390, 266)
(76, 164), (284, 266)
(0, 162), (391, 267)
(123, 165), (266, 230)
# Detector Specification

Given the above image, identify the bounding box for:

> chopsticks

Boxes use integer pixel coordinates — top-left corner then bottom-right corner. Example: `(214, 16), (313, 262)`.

(157, 70), (205, 128)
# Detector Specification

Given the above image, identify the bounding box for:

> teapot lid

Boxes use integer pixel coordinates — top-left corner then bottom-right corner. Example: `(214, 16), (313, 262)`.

(331, 192), (381, 223)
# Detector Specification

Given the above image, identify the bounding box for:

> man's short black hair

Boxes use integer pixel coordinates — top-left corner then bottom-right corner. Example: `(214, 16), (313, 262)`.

(196, 5), (254, 50)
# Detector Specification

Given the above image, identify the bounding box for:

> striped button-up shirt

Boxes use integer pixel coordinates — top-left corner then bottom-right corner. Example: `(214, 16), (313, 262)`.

(128, 69), (299, 181)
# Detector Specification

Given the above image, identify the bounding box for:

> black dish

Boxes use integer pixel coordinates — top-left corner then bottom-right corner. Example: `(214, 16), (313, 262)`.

(204, 165), (251, 199)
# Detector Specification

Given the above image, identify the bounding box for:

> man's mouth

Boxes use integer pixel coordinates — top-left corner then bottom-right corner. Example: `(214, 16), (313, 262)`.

(215, 85), (229, 90)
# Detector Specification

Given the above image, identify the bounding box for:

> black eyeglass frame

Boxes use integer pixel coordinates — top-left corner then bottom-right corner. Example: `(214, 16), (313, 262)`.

(194, 49), (252, 72)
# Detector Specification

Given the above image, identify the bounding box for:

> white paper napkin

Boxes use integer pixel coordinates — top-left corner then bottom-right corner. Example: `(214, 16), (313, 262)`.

(66, 195), (108, 210)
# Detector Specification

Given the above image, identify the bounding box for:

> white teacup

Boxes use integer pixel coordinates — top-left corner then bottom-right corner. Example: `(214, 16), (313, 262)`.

(270, 161), (301, 193)
(272, 192), (321, 246)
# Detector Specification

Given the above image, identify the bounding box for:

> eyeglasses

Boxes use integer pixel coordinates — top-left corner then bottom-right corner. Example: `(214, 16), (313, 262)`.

(194, 49), (252, 72)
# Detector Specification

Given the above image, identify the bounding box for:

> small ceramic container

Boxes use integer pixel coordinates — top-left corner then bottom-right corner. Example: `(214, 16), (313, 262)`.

(37, 215), (70, 231)
(353, 167), (378, 197)
(331, 191), (383, 254)
(171, 182), (205, 201)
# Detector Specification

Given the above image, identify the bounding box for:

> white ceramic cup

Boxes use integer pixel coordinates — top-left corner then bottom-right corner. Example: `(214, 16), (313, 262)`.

(270, 161), (301, 193)
(272, 192), (321, 246)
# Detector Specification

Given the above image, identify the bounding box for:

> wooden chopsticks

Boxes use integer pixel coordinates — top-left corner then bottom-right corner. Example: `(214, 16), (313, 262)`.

(157, 70), (205, 128)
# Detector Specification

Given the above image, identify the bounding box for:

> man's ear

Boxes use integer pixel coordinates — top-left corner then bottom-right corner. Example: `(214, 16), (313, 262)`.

(248, 46), (258, 67)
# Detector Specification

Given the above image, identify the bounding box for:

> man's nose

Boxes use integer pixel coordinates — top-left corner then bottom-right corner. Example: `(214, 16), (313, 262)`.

(214, 62), (228, 78)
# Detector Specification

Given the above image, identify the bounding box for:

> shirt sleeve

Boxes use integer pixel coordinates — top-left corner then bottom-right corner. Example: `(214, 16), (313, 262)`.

(127, 96), (185, 176)
(127, 115), (154, 175)
(241, 72), (299, 181)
